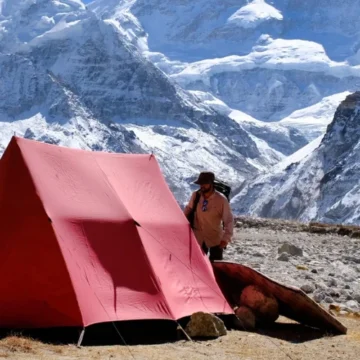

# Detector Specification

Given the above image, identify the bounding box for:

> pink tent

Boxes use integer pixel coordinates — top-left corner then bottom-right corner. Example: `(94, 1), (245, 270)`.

(0, 137), (232, 329)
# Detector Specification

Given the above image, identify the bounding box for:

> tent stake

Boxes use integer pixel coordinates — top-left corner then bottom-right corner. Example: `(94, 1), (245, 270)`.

(177, 322), (193, 342)
(77, 328), (85, 347)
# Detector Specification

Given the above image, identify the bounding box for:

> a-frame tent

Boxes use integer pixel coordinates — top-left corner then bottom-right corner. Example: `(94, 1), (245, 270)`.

(0, 137), (232, 329)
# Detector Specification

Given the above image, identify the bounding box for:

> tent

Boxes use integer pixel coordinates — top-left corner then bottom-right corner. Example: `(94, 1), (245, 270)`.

(0, 137), (232, 330)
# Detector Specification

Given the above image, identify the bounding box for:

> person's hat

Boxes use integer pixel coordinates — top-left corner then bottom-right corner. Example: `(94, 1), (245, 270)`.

(194, 172), (215, 185)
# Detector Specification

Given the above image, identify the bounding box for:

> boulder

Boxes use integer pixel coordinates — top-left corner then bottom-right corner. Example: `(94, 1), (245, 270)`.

(277, 252), (290, 262)
(185, 312), (227, 338)
(278, 243), (303, 257)
(234, 306), (256, 331)
(239, 285), (279, 324)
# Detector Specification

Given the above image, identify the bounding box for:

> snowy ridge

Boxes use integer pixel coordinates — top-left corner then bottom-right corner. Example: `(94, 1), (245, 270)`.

(232, 93), (360, 225)
(227, 0), (283, 29)
(279, 92), (351, 141)
(172, 37), (360, 86)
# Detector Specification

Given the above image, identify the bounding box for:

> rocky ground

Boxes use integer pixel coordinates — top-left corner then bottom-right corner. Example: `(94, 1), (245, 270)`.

(1, 217), (359, 359)
(226, 217), (360, 314)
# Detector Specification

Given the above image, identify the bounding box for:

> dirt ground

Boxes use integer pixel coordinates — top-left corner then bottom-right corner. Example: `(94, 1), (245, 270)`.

(0, 316), (358, 360)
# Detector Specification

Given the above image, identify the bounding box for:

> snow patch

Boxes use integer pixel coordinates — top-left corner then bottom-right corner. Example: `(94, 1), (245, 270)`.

(228, 0), (283, 29)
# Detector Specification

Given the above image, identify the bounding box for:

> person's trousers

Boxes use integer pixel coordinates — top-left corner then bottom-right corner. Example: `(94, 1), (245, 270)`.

(202, 243), (223, 262)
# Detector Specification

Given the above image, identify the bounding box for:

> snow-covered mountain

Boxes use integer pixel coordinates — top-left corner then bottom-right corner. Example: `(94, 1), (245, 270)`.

(90, 0), (360, 128)
(89, 0), (360, 62)
(232, 92), (360, 225)
(1, 0), (301, 204)
(1, 0), (360, 222)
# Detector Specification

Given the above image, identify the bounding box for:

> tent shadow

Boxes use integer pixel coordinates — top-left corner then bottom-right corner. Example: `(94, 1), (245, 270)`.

(256, 321), (333, 343)
(0, 319), (189, 346)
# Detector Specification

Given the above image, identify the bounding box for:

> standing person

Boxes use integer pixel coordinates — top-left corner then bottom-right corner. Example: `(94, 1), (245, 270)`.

(184, 172), (234, 261)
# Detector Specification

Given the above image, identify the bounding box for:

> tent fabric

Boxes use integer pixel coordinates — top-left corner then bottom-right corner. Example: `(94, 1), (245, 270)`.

(0, 137), (232, 329)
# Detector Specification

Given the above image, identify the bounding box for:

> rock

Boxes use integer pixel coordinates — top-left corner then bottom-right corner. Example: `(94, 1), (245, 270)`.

(235, 306), (256, 331)
(315, 282), (327, 290)
(313, 292), (325, 303)
(354, 294), (360, 303)
(305, 274), (315, 280)
(311, 269), (318, 274)
(253, 252), (265, 258)
(346, 294), (354, 301)
(185, 312), (227, 338)
(346, 300), (359, 311)
(301, 284), (316, 294)
(328, 278), (338, 287)
(239, 285), (279, 324)
(325, 296), (334, 304)
(277, 252), (290, 262)
(345, 284), (351, 289)
(278, 243), (303, 257)
(329, 290), (340, 298)
(328, 272), (335, 277)
(296, 265), (309, 270)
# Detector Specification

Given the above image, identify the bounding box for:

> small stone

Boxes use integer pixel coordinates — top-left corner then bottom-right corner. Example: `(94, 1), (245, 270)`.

(296, 265), (308, 271)
(328, 273), (335, 277)
(185, 312), (227, 338)
(345, 285), (351, 289)
(278, 243), (303, 257)
(314, 292), (325, 303)
(277, 252), (290, 262)
(354, 294), (360, 303)
(305, 274), (315, 280)
(346, 294), (354, 301)
(253, 252), (265, 258)
(301, 284), (315, 294)
(315, 282), (327, 290)
(346, 300), (359, 311)
(328, 278), (337, 287)
(329, 290), (340, 298)
(311, 269), (318, 274)
(325, 296), (334, 304)
(339, 310), (349, 316)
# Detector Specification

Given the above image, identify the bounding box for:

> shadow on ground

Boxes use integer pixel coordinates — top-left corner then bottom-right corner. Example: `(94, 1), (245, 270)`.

(0, 317), (336, 347)
(258, 321), (332, 343)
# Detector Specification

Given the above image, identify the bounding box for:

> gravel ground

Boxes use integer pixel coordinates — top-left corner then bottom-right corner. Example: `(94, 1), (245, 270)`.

(225, 219), (360, 313)
(1, 218), (359, 359)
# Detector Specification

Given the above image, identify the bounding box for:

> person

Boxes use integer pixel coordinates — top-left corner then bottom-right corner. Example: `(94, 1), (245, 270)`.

(184, 172), (234, 261)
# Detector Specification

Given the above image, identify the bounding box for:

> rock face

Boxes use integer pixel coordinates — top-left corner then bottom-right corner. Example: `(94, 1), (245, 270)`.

(185, 312), (227, 338)
(239, 285), (279, 324)
(233, 92), (360, 225)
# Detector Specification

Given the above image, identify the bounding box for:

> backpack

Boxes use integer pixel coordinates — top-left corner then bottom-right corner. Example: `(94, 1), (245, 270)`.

(214, 179), (231, 201)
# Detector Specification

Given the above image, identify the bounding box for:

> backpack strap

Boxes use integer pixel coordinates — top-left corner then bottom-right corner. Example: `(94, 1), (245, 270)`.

(193, 190), (201, 210)
(187, 190), (201, 228)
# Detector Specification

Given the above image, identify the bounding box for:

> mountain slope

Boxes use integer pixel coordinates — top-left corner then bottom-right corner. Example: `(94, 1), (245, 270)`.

(0, 0), (288, 204)
(232, 92), (360, 225)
